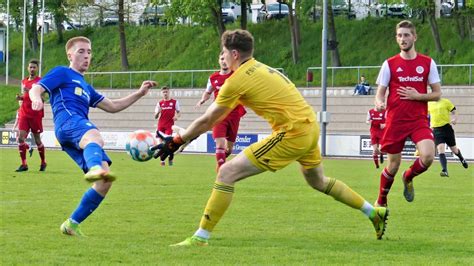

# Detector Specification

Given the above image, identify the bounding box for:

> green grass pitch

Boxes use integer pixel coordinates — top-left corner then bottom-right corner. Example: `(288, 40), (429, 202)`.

(1, 148), (472, 265)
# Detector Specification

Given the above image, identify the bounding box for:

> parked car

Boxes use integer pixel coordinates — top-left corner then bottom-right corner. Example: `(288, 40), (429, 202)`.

(61, 20), (85, 31)
(222, 2), (241, 22)
(221, 11), (235, 24)
(370, 3), (409, 18)
(102, 11), (119, 26)
(139, 5), (168, 26)
(440, 1), (454, 17)
(257, 3), (289, 22)
(332, 4), (356, 19)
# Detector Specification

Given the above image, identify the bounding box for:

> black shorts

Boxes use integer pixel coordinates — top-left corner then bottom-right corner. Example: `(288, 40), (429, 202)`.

(433, 124), (456, 147)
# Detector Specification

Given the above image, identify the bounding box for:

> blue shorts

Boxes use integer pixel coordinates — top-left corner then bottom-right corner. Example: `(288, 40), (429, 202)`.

(55, 115), (112, 173)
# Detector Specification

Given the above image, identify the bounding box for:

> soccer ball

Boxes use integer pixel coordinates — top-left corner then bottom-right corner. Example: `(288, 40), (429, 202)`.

(125, 130), (157, 162)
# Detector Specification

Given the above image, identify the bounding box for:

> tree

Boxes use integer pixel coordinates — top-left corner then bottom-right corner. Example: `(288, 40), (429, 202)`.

(29, 0), (39, 51)
(287, 0), (299, 63)
(46, 0), (68, 43)
(426, 0), (443, 53)
(327, 0), (341, 66)
(405, 0), (443, 53)
(209, 0), (226, 36)
(240, 0), (249, 30)
(1, 0), (23, 31)
(118, 0), (129, 70)
(167, 0), (226, 36)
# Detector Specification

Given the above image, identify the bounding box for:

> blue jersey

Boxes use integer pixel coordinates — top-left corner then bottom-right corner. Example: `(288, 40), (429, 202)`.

(39, 66), (104, 127)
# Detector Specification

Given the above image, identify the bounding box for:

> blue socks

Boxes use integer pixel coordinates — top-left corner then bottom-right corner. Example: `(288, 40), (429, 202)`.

(71, 188), (104, 224)
(83, 143), (103, 170)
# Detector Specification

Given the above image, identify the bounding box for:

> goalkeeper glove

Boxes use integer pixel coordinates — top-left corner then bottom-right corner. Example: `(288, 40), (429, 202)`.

(151, 133), (185, 161)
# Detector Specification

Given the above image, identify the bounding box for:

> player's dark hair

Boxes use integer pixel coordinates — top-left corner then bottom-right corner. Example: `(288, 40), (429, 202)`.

(221, 29), (254, 58)
(65, 36), (91, 52)
(29, 59), (39, 66)
(161, 86), (170, 90)
(396, 20), (416, 35)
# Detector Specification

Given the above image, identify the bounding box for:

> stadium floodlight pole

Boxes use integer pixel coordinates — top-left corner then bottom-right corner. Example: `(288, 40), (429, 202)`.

(321, 0), (328, 156)
(39, 0), (45, 76)
(21, 0), (27, 89)
(5, 0), (9, 84)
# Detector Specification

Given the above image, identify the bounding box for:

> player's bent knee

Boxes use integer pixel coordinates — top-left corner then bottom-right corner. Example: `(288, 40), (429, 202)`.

(216, 164), (240, 184)
(92, 181), (112, 195)
(302, 166), (326, 191)
(387, 165), (400, 176)
(421, 154), (434, 167)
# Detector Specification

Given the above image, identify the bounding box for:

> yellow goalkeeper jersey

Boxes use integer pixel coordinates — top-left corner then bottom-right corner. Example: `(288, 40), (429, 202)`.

(428, 98), (455, 128)
(216, 58), (316, 136)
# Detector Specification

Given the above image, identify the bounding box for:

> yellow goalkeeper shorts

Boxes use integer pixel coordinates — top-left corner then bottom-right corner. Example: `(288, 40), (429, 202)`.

(244, 122), (321, 172)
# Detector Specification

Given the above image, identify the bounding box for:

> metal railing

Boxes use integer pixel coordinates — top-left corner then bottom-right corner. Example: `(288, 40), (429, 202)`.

(306, 64), (473, 87)
(85, 68), (286, 89)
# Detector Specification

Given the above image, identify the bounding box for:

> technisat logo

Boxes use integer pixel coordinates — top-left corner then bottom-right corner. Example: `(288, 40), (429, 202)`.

(398, 76), (424, 82)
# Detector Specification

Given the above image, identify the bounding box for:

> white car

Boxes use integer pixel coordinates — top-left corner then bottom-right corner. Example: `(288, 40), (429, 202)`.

(370, 3), (409, 18)
(222, 2), (241, 21)
(257, 3), (289, 22)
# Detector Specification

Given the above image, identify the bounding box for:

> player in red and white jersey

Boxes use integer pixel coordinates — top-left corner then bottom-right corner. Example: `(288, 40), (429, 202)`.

(195, 52), (246, 171)
(16, 59), (47, 172)
(366, 108), (386, 169)
(374, 20), (441, 207)
(155, 86), (181, 166)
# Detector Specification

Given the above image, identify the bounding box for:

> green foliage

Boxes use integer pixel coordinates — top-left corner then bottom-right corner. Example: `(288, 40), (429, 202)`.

(1, 149), (473, 264)
(0, 85), (21, 126)
(1, 18), (473, 87)
(167, 0), (216, 26)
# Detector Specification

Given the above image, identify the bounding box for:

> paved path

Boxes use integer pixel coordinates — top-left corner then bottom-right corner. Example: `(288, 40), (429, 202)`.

(0, 75), (21, 86)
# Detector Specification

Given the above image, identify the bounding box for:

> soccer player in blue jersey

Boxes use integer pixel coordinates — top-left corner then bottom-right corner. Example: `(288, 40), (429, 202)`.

(29, 36), (156, 236)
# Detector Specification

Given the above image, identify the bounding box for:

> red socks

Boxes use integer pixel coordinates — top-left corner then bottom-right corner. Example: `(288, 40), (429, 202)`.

(216, 148), (226, 170)
(18, 142), (29, 165)
(373, 153), (379, 168)
(38, 143), (46, 164)
(404, 158), (427, 182)
(377, 167), (395, 206)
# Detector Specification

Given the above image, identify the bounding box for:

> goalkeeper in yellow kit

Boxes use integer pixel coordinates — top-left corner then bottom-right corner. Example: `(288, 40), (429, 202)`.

(153, 29), (389, 246)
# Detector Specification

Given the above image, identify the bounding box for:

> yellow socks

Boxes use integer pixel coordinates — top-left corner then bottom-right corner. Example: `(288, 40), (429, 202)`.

(199, 181), (234, 232)
(324, 178), (365, 209)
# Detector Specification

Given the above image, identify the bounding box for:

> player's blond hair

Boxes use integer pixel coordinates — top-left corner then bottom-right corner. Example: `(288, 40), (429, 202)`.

(396, 20), (416, 35)
(65, 36), (91, 52)
(221, 29), (254, 58)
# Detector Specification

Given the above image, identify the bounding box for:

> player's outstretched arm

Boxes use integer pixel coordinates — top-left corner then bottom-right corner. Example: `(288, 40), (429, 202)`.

(30, 84), (46, 111)
(182, 102), (230, 142)
(151, 103), (231, 160)
(98, 80), (156, 113)
(195, 91), (212, 109)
